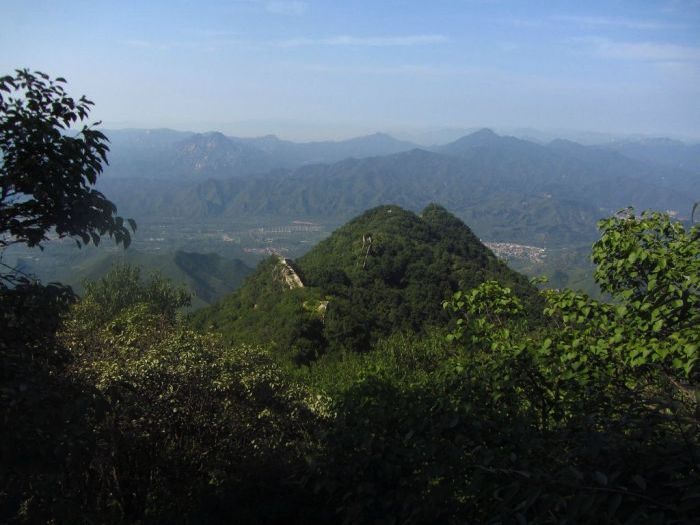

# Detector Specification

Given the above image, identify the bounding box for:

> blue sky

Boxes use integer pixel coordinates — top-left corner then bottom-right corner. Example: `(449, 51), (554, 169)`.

(2, 0), (699, 140)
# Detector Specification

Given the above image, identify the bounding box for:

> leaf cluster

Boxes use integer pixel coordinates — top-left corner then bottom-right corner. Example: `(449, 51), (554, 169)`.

(0, 69), (134, 249)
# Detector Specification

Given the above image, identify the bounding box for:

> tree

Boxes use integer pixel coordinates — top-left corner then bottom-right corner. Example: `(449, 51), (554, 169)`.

(438, 209), (699, 522)
(0, 68), (134, 250)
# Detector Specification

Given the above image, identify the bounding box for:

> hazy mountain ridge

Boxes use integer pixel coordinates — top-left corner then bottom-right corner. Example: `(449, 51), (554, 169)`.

(600, 137), (700, 175)
(99, 129), (695, 248)
(102, 128), (419, 180)
(435, 129), (696, 201)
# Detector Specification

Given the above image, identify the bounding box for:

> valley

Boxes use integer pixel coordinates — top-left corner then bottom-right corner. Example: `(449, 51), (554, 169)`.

(9, 126), (695, 302)
(5, 213), (603, 301)
(2, 20), (699, 519)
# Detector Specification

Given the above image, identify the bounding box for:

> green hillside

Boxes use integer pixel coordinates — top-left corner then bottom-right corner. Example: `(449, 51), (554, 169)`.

(57, 249), (253, 308)
(192, 204), (539, 361)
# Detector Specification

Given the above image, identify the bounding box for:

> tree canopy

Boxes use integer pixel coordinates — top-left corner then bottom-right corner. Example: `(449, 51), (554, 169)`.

(0, 69), (134, 250)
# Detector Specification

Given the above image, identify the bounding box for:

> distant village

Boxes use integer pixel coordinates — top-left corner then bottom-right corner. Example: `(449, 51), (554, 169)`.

(484, 242), (546, 263)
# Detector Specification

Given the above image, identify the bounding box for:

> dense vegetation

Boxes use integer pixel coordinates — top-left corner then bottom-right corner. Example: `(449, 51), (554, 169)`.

(3, 205), (698, 524)
(2, 71), (698, 524)
(1, 267), (322, 523)
(192, 204), (539, 363)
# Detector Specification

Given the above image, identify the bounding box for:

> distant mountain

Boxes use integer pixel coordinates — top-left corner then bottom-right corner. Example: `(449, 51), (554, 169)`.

(234, 131), (418, 164)
(505, 128), (637, 146)
(600, 137), (700, 175)
(100, 147), (602, 247)
(170, 132), (279, 178)
(396, 127), (639, 147)
(100, 129), (695, 247)
(394, 127), (483, 146)
(434, 127), (504, 151)
(192, 204), (539, 362)
(101, 128), (419, 179)
(433, 129), (694, 208)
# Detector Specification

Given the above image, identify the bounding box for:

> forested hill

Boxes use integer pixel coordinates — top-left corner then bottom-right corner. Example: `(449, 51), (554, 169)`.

(192, 204), (539, 362)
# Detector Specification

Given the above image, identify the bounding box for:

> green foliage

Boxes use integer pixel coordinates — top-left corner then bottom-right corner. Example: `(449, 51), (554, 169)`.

(0, 69), (134, 249)
(442, 280), (524, 348)
(191, 256), (328, 361)
(431, 210), (700, 523)
(3, 207), (698, 524)
(591, 209), (699, 373)
(303, 206), (699, 522)
(61, 313), (319, 522)
(78, 263), (191, 328)
(46, 249), (254, 308)
(2, 264), (322, 524)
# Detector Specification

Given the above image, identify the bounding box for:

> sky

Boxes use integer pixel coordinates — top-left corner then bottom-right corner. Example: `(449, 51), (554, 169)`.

(1, 0), (699, 141)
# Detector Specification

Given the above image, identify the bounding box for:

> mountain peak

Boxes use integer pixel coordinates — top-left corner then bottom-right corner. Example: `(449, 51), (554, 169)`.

(442, 128), (501, 149)
(201, 131), (228, 140)
(349, 131), (403, 144)
(182, 131), (232, 149)
(547, 138), (586, 151)
(471, 128), (498, 138)
(462, 128), (499, 142)
(195, 204), (537, 360)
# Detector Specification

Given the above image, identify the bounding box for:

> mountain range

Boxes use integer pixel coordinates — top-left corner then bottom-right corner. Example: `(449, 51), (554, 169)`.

(103, 126), (700, 182)
(103, 128), (418, 179)
(98, 128), (698, 248)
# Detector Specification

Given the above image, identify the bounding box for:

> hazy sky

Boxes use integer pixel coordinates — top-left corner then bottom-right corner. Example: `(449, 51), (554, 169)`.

(2, 0), (699, 140)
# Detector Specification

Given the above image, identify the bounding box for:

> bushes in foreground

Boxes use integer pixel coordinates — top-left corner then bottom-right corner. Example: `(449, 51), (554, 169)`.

(2, 267), (323, 524)
(1, 210), (698, 523)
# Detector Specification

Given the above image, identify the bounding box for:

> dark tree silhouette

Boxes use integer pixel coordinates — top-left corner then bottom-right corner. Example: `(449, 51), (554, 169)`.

(0, 69), (134, 249)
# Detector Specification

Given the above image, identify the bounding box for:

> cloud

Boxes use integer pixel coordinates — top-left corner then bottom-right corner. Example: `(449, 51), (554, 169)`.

(265, 1), (307, 15)
(577, 36), (700, 62)
(551, 15), (678, 30)
(275, 34), (448, 48)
